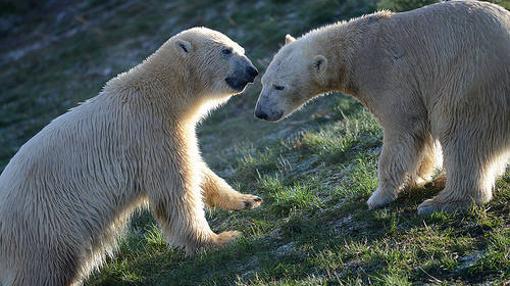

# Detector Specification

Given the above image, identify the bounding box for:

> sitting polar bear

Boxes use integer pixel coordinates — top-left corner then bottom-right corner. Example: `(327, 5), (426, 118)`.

(0, 27), (261, 285)
(255, 1), (510, 214)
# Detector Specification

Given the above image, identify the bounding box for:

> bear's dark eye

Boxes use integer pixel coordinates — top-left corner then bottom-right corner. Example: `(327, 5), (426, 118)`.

(222, 48), (233, 55)
(273, 85), (285, 91)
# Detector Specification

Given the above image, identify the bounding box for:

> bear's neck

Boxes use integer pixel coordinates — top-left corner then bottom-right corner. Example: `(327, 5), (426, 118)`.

(307, 11), (392, 95)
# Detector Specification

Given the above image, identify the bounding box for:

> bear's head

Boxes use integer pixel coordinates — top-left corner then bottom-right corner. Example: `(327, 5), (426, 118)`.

(172, 27), (258, 97)
(254, 34), (331, 121)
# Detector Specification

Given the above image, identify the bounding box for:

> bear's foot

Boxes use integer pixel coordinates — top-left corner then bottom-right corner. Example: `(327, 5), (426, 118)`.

(185, 231), (241, 255)
(412, 171), (446, 188)
(367, 188), (397, 209)
(417, 197), (473, 215)
(227, 193), (263, 210)
(430, 173), (446, 189)
(413, 176), (430, 187)
(213, 230), (241, 247)
(240, 194), (263, 209)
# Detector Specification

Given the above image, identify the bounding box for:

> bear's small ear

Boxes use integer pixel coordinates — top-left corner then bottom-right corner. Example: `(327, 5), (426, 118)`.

(312, 55), (328, 84)
(285, 34), (296, 44)
(175, 39), (192, 55)
(313, 55), (327, 74)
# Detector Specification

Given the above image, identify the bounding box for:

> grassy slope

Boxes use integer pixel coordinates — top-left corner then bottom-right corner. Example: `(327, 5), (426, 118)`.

(1, 0), (510, 285)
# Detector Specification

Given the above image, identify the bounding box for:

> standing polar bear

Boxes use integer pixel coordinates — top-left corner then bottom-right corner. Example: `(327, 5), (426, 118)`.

(0, 27), (261, 285)
(255, 1), (510, 214)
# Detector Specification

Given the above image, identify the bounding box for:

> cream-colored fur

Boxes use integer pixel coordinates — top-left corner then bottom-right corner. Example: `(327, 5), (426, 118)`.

(256, 0), (510, 214)
(0, 27), (261, 286)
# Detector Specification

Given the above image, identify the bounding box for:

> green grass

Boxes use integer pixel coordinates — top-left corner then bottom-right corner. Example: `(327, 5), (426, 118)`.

(1, 0), (510, 285)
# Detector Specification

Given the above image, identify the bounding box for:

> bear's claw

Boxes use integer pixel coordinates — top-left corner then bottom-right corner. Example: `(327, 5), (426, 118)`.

(241, 195), (263, 209)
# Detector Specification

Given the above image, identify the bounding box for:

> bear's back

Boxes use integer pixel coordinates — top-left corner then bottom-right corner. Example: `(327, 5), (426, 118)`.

(0, 92), (142, 224)
(374, 0), (510, 94)
(391, 0), (510, 50)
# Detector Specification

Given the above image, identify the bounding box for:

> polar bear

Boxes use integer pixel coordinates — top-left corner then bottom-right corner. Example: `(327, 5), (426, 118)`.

(0, 27), (261, 285)
(255, 1), (510, 215)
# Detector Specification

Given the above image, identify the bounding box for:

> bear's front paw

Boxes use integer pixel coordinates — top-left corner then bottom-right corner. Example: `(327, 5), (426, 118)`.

(240, 194), (263, 209)
(228, 193), (263, 211)
(427, 173), (447, 189)
(413, 176), (430, 187)
(367, 188), (397, 209)
(185, 230), (241, 255)
(213, 230), (241, 247)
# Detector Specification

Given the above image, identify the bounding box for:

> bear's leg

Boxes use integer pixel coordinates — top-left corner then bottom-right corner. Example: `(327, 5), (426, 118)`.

(417, 140), (507, 215)
(201, 165), (262, 210)
(367, 130), (426, 209)
(148, 173), (240, 254)
(3, 230), (81, 286)
(11, 256), (79, 286)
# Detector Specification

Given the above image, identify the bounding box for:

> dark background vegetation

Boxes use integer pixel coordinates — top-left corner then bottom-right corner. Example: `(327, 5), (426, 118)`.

(1, 0), (510, 285)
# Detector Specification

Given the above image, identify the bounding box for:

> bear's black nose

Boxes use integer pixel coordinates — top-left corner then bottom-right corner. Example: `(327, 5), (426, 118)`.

(246, 66), (259, 78)
(255, 109), (268, 120)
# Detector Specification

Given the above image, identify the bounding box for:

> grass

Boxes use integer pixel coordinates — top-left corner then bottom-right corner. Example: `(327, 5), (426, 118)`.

(1, 0), (510, 285)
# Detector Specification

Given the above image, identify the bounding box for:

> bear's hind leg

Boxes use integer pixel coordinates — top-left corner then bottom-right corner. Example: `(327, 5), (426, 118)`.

(417, 138), (506, 215)
(367, 130), (428, 209)
(2, 229), (82, 286)
(11, 256), (80, 286)
(202, 165), (262, 210)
